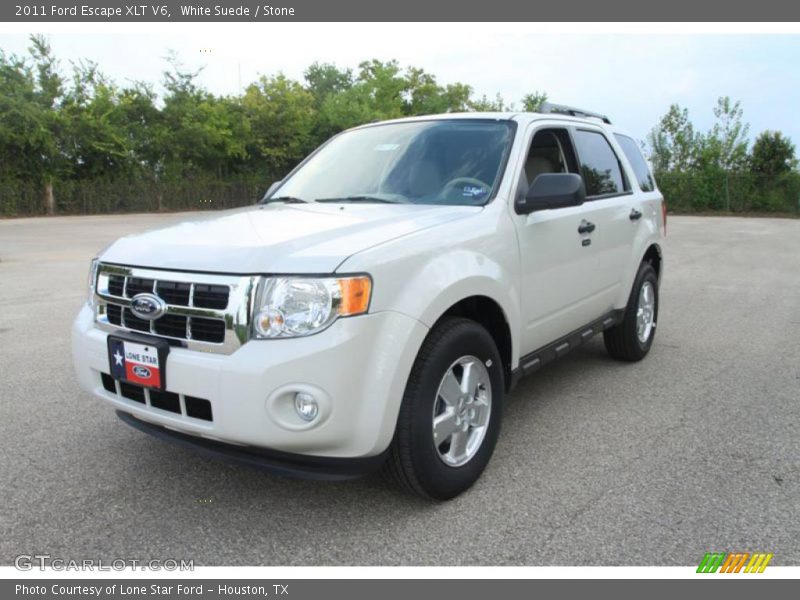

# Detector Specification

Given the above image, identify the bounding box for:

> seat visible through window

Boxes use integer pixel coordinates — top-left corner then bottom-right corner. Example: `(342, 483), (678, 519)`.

(524, 131), (567, 186)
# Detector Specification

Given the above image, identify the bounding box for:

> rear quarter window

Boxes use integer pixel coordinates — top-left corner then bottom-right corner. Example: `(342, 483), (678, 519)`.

(614, 134), (655, 192)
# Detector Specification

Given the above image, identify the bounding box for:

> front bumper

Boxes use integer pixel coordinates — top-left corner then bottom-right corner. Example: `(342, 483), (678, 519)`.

(72, 304), (428, 461)
(116, 411), (389, 480)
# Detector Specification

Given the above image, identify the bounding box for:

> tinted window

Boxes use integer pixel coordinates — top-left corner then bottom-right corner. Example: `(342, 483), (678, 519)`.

(573, 130), (627, 197)
(614, 134), (655, 192)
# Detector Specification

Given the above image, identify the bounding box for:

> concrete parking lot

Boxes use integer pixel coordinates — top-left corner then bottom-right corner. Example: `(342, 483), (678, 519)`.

(0, 213), (798, 566)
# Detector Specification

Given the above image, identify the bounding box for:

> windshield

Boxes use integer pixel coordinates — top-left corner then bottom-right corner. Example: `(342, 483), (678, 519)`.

(269, 119), (515, 206)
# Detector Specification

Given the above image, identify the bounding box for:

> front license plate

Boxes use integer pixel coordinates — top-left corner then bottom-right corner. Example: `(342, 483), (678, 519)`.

(107, 335), (169, 390)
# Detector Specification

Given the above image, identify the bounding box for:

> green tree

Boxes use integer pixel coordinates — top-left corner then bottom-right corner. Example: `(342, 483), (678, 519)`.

(315, 60), (409, 136)
(0, 35), (69, 212)
(700, 96), (750, 171)
(59, 61), (134, 180)
(0, 49), (50, 183)
(750, 130), (796, 177)
(404, 68), (475, 115)
(0, 41), (546, 213)
(355, 59), (408, 117)
(469, 92), (508, 112)
(647, 104), (697, 174)
(317, 85), (382, 136)
(159, 55), (248, 179)
(242, 74), (316, 176)
(404, 67), (447, 115)
(114, 81), (164, 176)
(304, 62), (353, 107)
(440, 82), (473, 112)
(29, 34), (62, 110)
(521, 91), (548, 112)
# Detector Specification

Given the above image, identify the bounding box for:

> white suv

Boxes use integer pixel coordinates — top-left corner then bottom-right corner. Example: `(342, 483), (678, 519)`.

(72, 104), (665, 500)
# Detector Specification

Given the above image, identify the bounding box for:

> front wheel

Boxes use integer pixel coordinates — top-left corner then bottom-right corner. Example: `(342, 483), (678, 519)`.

(387, 317), (504, 500)
(604, 261), (659, 361)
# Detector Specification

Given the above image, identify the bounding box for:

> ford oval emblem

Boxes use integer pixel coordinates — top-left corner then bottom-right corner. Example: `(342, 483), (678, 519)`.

(132, 365), (151, 378)
(130, 293), (167, 321)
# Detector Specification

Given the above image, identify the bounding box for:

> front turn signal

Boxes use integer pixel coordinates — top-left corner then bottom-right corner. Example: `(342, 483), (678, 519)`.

(338, 276), (372, 316)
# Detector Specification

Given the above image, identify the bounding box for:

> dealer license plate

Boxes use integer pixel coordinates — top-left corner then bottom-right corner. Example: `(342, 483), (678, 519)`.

(107, 335), (169, 390)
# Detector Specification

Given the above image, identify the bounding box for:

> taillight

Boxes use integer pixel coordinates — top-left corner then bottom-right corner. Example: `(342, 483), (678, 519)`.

(661, 199), (667, 236)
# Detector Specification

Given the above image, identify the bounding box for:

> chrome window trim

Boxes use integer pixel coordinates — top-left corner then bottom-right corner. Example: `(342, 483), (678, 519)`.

(94, 263), (259, 355)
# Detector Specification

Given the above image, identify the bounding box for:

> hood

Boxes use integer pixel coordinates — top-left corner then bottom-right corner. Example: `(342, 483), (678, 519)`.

(100, 202), (481, 273)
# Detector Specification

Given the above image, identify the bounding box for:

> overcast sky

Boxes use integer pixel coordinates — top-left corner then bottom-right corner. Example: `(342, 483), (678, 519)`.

(1, 25), (799, 146)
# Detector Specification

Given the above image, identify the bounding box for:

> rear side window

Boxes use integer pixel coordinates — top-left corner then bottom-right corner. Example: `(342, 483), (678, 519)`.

(614, 134), (655, 192)
(573, 130), (628, 197)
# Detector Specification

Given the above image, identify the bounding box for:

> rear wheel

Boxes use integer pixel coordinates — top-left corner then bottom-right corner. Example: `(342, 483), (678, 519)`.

(604, 261), (659, 361)
(387, 317), (504, 500)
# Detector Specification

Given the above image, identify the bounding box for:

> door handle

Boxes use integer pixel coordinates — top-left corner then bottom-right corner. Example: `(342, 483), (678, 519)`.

(629, 208), (643, 221)
(578, 220), (595, 234)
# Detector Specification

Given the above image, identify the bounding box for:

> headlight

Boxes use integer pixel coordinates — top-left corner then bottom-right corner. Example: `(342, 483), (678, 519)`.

(87, 258), (99, 306)
(253, 275), (372, 339)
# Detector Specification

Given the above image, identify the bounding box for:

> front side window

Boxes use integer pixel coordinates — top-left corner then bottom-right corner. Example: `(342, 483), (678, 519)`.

(271, 120), (516, 206)
(573, 130), (628, 197)
(614, 134), (655, 192)
(522, 128), (579, 186)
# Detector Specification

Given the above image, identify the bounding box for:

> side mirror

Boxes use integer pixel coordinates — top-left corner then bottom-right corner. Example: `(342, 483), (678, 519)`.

(516, 173), (585, 214)
(261, 180), (282, 202)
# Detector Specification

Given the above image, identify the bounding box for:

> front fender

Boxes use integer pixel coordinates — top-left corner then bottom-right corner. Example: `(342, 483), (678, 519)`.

(338, 207), (522, 367)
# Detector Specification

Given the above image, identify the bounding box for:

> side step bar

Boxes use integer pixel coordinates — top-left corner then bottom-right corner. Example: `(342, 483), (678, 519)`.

(510, 309), (624, 388)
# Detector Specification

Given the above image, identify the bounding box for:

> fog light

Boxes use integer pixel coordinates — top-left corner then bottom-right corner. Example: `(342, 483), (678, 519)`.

(294, 392), (319, 422)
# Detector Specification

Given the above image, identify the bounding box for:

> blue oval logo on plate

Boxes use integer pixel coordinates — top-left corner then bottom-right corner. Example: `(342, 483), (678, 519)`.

(132, 365), (151, 378)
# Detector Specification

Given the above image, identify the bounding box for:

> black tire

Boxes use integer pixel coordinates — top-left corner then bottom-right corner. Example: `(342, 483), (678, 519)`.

(604, 261), (659, 361)
(387, 317), (504, 500)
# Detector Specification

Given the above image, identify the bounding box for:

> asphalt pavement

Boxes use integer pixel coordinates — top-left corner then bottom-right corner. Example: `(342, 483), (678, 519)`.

(0, 213), (798, 565)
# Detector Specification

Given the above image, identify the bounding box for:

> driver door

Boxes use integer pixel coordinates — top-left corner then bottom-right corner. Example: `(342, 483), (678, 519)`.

(514, 124), (606, 355)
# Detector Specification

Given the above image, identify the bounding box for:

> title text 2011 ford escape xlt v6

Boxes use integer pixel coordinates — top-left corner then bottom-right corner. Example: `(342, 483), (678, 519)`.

(72, 104), (665, 500)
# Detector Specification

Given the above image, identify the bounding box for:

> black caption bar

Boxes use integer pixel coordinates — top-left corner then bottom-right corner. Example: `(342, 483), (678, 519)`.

(3, 579), (796, 600)
(3, 0), (800, 21)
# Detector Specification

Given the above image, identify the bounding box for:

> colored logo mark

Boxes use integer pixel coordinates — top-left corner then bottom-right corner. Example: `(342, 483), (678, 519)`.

(697, 552), (773, 573)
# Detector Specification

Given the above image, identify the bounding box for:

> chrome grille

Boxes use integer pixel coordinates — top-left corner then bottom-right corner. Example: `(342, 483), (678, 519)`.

(94, 263), (259, 354)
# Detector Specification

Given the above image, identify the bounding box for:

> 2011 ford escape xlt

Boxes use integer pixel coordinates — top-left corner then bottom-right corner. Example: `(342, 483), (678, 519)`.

(72, 104), (665, 500)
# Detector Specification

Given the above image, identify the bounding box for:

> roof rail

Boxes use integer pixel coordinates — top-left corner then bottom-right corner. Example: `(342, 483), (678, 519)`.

(538, 102), (612, 125)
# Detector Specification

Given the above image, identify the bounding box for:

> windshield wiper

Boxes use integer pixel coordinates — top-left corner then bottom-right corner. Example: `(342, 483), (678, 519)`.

(262, 196), (309, 204)
(315, 195), (408, 204)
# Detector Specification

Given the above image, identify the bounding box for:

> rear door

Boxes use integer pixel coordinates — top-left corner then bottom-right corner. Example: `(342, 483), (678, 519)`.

(612, 131), (663, 290)
(568, 127), (637, 316)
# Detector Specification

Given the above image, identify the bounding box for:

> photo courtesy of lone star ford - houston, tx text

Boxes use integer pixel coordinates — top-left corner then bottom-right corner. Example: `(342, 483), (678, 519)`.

(1, 0), (800, 597)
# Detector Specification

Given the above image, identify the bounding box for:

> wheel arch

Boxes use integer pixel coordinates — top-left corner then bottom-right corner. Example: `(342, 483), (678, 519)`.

(431, 295), (514, 391)
(642, 242), (663, 281)
(616, 241), (664, 309)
